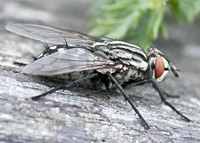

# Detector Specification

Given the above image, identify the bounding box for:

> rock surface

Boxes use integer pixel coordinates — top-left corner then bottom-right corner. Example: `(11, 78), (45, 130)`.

(0, 0), (200, 143)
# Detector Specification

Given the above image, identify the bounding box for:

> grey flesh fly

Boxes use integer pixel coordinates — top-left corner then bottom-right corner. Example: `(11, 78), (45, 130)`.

(5, 23), (190, 129)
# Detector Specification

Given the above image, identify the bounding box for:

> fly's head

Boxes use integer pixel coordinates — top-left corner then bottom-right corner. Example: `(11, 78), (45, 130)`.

(147, 48), (179, 82)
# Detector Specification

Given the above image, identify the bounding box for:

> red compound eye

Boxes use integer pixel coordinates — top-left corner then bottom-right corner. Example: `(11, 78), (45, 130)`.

(155, 57), (164, 79)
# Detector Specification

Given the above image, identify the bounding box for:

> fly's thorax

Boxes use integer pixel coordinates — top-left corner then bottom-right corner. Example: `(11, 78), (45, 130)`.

(147, 48), (170, 82)
(93, 41), (147, 59)
(93, 40), (148, 71)
(93, 40), (149, 84)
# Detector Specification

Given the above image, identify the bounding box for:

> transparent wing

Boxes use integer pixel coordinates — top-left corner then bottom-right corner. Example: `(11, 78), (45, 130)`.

(5, 23), (102, 45)
(22, 48), (115, 76)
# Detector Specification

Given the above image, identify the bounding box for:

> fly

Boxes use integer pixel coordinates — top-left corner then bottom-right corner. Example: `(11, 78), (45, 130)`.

(5, 23), (190, 129)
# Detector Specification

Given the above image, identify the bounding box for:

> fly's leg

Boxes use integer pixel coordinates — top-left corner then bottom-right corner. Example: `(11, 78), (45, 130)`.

(127, 78), (190, 122)
(31, 73), (99, 100)
(162, 90), (180, 98)
(133, 79), (180, 98)
(151, 80), (191, 122)
(107, 72), (150, 129)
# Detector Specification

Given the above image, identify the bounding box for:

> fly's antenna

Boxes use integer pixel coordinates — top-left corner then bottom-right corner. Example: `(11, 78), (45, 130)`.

(170, 63), (179, 77)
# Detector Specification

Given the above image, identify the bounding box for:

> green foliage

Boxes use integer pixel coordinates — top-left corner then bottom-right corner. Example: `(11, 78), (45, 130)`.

(89, 0), (200, 50)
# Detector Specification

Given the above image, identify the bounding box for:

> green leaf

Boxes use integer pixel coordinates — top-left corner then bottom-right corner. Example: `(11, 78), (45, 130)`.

(159, 22), (168, 39)
(168, 0), (200, 23)
(106, 11), (140, 39)
(89, 25), (111, 37)
(149, 0), (163, 9)
(89, 0), (200, 50)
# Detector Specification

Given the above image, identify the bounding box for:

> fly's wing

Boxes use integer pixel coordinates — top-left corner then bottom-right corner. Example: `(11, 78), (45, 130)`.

(5, 23), (102, 45)
(22, 48), (115, 76)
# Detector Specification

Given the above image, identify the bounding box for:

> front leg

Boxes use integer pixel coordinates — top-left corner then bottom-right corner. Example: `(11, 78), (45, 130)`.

(151, 79), (190, 122)
(131, 78), (180, 98)
(129, 78), (190, 122)
(162, 90), (180, 98)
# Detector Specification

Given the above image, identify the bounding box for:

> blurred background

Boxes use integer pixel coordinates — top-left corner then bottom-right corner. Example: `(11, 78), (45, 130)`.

(0, 0), (200, 142)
